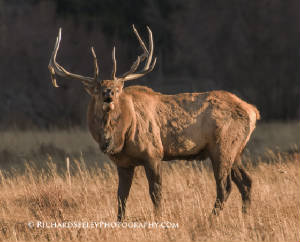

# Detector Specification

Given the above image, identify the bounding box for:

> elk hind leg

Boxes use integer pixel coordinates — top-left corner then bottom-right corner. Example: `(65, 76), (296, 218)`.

(231, 155), (252, 213)
(144, 161), (162, 217)
(211, 156), (233, 215)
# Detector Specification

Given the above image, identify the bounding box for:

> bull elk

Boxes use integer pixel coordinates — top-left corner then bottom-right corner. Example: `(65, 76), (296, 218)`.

(48, 26), (260, 221)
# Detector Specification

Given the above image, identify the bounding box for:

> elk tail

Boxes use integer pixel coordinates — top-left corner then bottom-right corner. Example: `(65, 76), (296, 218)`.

(251, 105), (261, 120)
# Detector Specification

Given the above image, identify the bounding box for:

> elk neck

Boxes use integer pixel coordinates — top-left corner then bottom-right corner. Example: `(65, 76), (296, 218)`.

(87, 93), (133, 147)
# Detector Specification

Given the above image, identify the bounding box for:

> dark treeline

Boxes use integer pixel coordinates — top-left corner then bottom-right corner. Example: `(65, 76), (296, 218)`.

(0, 0), (298, 129)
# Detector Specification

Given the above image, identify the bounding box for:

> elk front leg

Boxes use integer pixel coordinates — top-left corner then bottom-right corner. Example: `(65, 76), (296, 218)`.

(117, 166), (135, 221)
(144, 161), (162, 217)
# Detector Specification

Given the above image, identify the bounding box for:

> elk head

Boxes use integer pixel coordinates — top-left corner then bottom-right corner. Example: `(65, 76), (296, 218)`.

(48, 25), (157, 113)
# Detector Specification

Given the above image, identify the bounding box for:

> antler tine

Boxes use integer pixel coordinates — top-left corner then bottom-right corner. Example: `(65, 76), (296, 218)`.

(90, 46), (99, 80)
(48, 28), (97, 88)
(132, 24), (149, 61)
(112, 46), (117, 80)
(121, 57), (157, 81)
(148, 56), (157, 72)
(144, 26), (154, 70)
(48, 28), (63, 87)
(120, 25), (156, 81)
(118, 24), (147, 78)
(120, 56), (141, 78)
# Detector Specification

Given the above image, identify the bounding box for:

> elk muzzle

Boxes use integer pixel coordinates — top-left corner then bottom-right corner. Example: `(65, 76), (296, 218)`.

(102, 90), (115, 111)
(103, 89), (114, 102)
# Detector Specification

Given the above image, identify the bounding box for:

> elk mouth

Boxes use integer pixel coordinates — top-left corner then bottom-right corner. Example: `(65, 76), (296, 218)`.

(102, 99), (115, 111)
(104, 97), (113, 103)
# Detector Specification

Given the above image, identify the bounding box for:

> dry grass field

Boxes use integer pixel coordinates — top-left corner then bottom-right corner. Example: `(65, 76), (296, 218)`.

(0, 121), (299, 242)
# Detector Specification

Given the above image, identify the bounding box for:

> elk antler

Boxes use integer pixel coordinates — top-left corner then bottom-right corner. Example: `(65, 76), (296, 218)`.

(48, 28), (99, 88)
(112, 25), (157, 81)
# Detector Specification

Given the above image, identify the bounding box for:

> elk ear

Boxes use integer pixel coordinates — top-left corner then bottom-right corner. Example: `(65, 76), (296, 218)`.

(117, 80), (124, 91)
(119, 80), (124, 90)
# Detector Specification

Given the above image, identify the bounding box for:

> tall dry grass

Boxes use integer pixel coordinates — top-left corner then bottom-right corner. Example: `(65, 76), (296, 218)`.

(0, 122), (298, 241)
